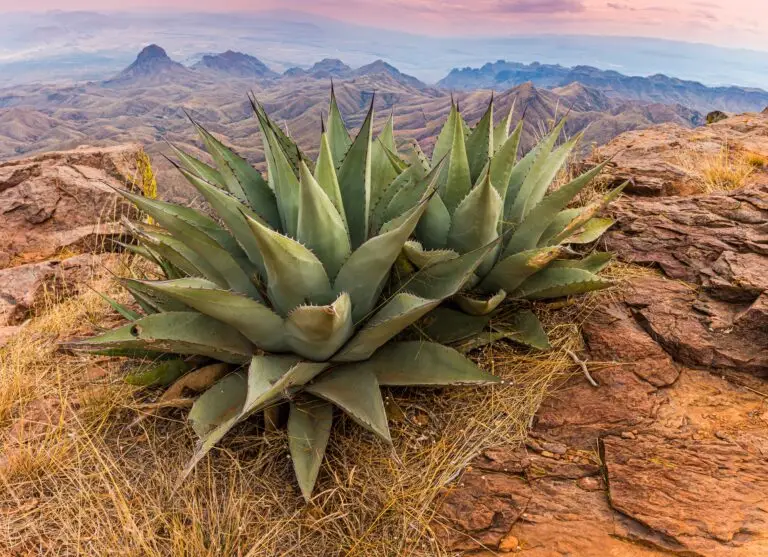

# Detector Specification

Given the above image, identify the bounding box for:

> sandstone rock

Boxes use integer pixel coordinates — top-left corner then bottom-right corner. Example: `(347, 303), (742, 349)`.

(0, 253), (118, 325)
(591, 113), (768, 195)
(0, 144), (140, 266)
(604, 184), (768, 300)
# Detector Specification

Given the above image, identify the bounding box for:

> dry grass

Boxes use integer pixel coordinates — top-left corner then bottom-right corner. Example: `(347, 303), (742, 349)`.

(676, 143), (756, 193)
(0, 265), (594, 556)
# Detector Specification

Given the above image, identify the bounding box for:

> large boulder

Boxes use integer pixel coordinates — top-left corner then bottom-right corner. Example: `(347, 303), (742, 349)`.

(0, 144), (140, 267)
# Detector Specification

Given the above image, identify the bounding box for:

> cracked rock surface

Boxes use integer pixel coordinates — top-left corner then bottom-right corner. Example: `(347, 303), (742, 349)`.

(436, 175), (768, 554)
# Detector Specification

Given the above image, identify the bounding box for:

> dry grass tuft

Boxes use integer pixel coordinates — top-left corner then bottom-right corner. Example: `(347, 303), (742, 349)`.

(0, 263), (593, 555)
(676, 143), (756, 193)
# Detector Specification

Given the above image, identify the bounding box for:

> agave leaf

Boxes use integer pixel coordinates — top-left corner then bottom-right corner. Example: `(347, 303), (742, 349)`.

(337, 97), (374, 248)
(371, 141), (402, 211)
(549, 182), (626, 245)
(493, 99), (516, 152)
(419, 307), (492, 344)
(66, 312), (253, 364)
(119, 277), (189, 312)
(285, 293), (354, 361)
(506, 120), (567, 225)
(402, 240), (458, 269)
(405, 239), (501, 300)
(565, 218), (616, 245)
(124, 226), (211, 282)
(538, 208), (582, 246)
(116, 188), (244, 258)
(167, 142), (225, 189)
(490, 120), (523, 203)
(447, 171), (502, 276)
(432, 100), (459, 166)
(161, 214), (262, 300)
(502, 161), (608, 256)
(190, 122), (281, 228)
(550, 252), (613, 273)
(190, 121), (248, 201)
(525, 133), (583, 215)
(288, 396), (333, 502)
(378, 111), (397, 154)
(251, 96), (305, 174)
(334, 293), (439, 362)
(454, 290), (507, 316)
(334, 199), (429, 323)
(504, 310), (551, 350)
(178, 168), (267, 276)
(502, 130), (543, 230)
(124, 359), (191, 387)
(188, 371), (247, 438)
(181, 357), (329, 481)
(305, 366), (391, 443)
(383, 159), (444, 225)
(244, 214), (333, 315)
(314, 132), (346, 225)
(95, 290), (141, 321)
(370, 163), (428, 235)
(137, 278), (287, 352)
(437, 106), (473, 215)
(297, 161), (351, 280)
(326, 84), (352, 170)
(480, 246), (562, 293)
(362, 341), (500, 385)
(465, 96), (494, 182)
(415, 194), (451, 251)
(512, 267), (613, 300)
(260, 121), (302, 237)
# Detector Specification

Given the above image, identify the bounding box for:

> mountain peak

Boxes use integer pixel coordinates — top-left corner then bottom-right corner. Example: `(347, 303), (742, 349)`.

(135, 44), (171, 64)
(106, 44), (190, 85)
(192, 50), (278, 78)
(353, 59), (426, 89)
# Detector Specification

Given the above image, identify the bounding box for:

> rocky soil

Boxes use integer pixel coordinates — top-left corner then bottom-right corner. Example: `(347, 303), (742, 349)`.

(436, 113), (768, 555)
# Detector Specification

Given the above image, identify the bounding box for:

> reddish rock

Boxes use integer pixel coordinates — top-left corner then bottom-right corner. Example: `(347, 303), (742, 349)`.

(592, 113), (768, 196)
(604, 184), (768, 301)
(0, 253), (118, 325)
(626, 277), (768, 376)
(437, 277), (768, 555)
(0, 144), (140, 266)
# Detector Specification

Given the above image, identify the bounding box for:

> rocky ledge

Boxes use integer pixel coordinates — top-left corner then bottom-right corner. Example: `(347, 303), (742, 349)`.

(436, 116), (768, 555)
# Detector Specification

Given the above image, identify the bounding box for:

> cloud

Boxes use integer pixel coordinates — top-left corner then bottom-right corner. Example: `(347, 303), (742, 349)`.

(495, 0), (585, 13)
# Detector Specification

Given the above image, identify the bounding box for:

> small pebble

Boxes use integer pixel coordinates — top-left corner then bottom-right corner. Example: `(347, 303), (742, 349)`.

(621, 431), (636, 440)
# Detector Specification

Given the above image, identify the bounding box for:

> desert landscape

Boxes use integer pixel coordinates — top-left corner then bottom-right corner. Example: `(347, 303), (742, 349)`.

(1, 4), (768, 556)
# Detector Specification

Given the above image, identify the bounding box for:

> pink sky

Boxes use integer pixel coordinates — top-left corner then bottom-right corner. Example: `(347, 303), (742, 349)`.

(4, 0), (767, 51)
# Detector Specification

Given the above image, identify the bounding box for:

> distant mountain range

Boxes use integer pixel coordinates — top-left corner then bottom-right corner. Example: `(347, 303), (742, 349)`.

(438, 61), (768, 114)
(0, 44), (709, 206)
(103, 45), (427, 90)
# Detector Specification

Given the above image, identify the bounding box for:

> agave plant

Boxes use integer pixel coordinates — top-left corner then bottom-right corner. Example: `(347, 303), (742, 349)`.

(389, 98), (626, 348)
(66, 89), (500, 500)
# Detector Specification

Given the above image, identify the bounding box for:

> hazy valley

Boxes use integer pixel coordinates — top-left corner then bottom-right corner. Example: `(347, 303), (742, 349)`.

(0, 44), (715, 200)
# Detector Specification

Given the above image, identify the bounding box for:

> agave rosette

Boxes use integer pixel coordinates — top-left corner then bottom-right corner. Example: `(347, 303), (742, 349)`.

(67, 89), (500, 500)
(389, 97), (626, 348)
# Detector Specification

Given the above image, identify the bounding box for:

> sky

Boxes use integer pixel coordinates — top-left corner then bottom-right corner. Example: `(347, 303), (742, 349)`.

(1, 0), (766, 52)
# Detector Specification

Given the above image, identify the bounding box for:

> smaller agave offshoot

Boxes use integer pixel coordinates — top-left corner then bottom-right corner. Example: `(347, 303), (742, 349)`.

(66, 89), (501, 501)
(395, 97), (627, 348)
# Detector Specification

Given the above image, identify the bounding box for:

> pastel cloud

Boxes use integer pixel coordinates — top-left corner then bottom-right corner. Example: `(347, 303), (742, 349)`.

(0, 0), (766, 50)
